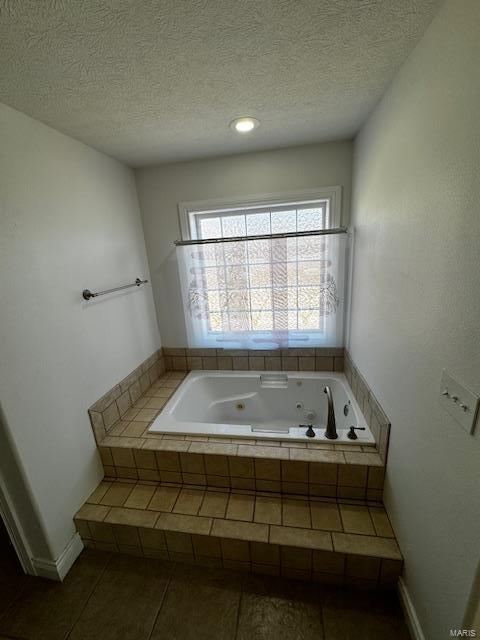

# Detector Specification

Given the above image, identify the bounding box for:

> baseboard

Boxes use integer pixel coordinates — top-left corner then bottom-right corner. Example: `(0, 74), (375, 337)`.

(32, 532), (84, 581)
(398, 576), (426, 640)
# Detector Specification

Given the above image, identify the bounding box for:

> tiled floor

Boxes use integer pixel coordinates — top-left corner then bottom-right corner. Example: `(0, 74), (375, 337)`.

(0, 549), (410, 640)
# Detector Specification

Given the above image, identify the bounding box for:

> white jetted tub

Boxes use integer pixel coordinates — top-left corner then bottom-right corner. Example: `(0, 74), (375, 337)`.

(149, 371), (375, 445)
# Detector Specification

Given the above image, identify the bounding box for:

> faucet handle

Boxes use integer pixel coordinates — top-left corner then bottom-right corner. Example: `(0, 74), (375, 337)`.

(301, 424), (316, 438)
(347, 426), (366, 440)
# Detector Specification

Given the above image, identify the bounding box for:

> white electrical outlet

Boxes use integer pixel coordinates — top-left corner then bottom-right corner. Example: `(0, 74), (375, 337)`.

(439, 370), (479, 435)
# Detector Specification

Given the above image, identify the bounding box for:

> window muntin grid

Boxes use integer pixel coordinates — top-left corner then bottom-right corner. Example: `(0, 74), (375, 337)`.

(190, 200), (331, 335)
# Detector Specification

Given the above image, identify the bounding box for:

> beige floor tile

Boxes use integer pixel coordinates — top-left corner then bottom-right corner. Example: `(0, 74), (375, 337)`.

(75, 503), (109, 522)
(280, 546), (312, 570)
(254, 458), (281, 481)
(312, 549), (345, 575)
(343, 451), (383, 466)
(104, 507), (159, 528)
(133, 448), (157, 470)
(124, 484), (156, 509)
(290, 449), (345, 464)
(337, 464), (368, 487)
(189, 442), (238, 457)
(250, 541), (280, 566)
(269, 525), (332, 551)
(226, 494), (255, 521)
(154, 387), (175, 397)
(179, 452), (205, 474)
(199, 491), (229, 518)
(111, 447), (135, 468)
(369, 507), (395, 538)
(237, 445), (289, 460)
(136, 408), (159, 422)
(204, 454), (229, 476)
(107, 421), (129, 437)
(281, 461), (308, 483)
(145, 397), (168, 410)
(282, 499), (311, 528)
(86, 481), (112, 504)
(191, 534), (222, 558)
(254, 496), (282, 525)
(148, 485), (180, 512)
(339, 505), (375, 535)
(221, 539), (250, 562)
(138, 527), (167, 550)
(156, 512), (213, 536)
(123, 407), (140, 421)
(99, 483), (135, 507)
(309, 462), (338, 485)
(345, 555), (381, 580)
(211, 519), (269, 543)
(121, 421), (149, 438)
(228, 456), (254, 478)
(173, 488), (204, 515)
(332, 532), (402, 560)
(310, 502), (343, 531)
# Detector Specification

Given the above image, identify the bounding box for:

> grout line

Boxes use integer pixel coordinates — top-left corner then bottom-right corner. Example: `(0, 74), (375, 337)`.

(145, 563), (174, 640)
(232, 574), (245, 640)
(64, 549), (113, 639)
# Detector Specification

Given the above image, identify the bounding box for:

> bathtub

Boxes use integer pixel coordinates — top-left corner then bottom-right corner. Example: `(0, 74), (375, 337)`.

(149, 371), (375, 445)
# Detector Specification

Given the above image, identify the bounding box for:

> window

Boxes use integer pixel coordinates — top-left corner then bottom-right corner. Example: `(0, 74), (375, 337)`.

(176, 188), (346, 349)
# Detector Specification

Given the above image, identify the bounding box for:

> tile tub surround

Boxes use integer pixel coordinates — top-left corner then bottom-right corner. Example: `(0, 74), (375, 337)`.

(88, 349), (165, 443)
(163, 347), (345, 374)
(75, 479), (402, 588)
(344, 351), (391, 465)
(93, 371), (387, 500)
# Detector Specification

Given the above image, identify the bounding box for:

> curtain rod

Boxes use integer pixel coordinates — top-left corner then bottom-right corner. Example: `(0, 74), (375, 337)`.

(174, 226), (347, 247)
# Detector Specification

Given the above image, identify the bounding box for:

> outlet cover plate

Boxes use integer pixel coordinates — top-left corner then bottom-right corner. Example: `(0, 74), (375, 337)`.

(439, 369), (479, 435)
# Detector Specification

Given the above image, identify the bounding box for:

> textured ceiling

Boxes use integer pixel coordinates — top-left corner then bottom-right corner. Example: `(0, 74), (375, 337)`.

(0, 0), (441, 166)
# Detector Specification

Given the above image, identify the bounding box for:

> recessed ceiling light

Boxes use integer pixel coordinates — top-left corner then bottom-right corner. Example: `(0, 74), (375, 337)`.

(230, 116), (260, 133)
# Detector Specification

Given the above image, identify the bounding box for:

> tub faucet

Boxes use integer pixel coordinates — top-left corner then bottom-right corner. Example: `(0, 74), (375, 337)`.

(323, 386), (338, 439)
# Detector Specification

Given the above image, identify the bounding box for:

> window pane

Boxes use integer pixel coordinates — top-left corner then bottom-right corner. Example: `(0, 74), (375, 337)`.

(199, 217), (222, 238)
(298, 286), (320, 308)
(226, 265), (248, 288)
(297, 261), (321, 286)
(297, 207), (325, 231)
(298, 309), (320, 329)
(246, 212), (270, 236)
(248, 239), (271, 264)
(208, 312), (223, 331)
(221, 214), (246, 236)
(249, 264), (271, 287)
(251, 311), (273, 330)
(227, 289), (249, 311)
(271, 209), (296, 233)
(250, 288), (272, 310)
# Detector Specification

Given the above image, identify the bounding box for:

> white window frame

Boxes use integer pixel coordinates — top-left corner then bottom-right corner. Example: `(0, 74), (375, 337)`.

(178, 186), (342, 241)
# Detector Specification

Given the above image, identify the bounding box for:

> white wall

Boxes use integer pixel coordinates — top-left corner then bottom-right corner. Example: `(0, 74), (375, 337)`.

(0, 102), (160, 564)
(349, 1), (480, 637)
(135, 141), (352, 346)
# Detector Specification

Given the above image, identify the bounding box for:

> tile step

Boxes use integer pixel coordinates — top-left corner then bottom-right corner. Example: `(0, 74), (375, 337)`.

(98, 439), (384, 500)
(95, 371), (385, 500)
(74, 480), (402, 588)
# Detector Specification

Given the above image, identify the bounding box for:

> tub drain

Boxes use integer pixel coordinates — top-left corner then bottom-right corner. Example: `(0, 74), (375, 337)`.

(235, 402), (245, 411)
